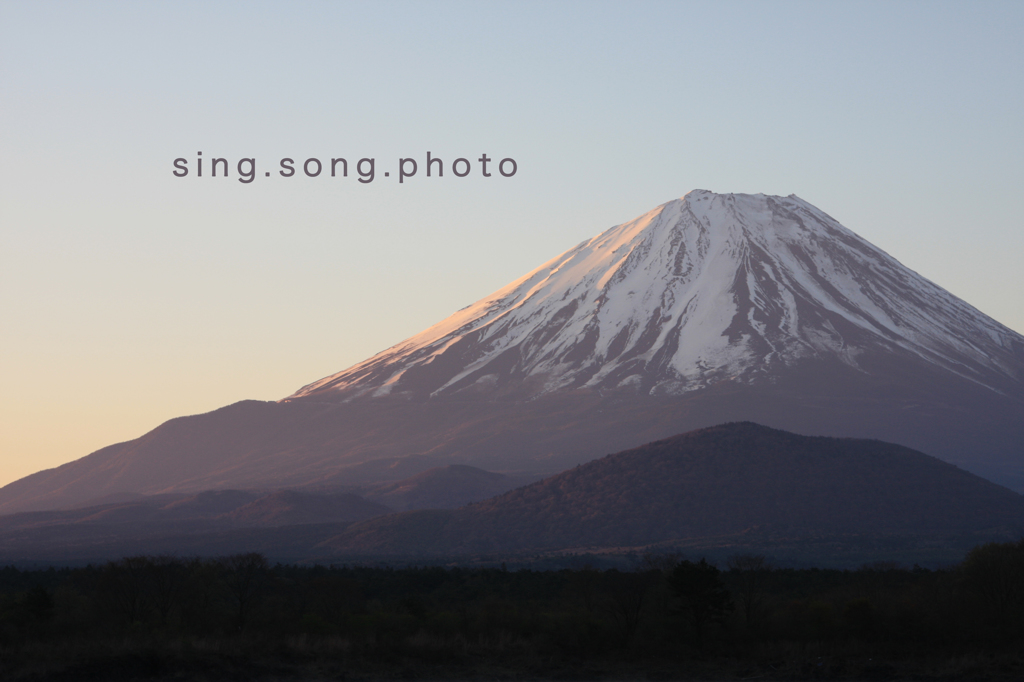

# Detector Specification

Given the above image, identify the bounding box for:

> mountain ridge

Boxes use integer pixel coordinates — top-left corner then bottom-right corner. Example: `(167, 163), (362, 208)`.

(2, 423), (1022, 565)
(2, 190), (1023, 513)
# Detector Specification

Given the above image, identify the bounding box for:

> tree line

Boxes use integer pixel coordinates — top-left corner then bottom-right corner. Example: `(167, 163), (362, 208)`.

(1, 540), (1023, 679)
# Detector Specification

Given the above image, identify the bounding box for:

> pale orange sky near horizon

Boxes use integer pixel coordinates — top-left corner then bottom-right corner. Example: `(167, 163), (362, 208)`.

(2, 1), (1023, 489)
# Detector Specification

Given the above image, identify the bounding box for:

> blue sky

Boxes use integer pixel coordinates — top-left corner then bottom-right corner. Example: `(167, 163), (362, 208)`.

(1, 0), (1022, 486)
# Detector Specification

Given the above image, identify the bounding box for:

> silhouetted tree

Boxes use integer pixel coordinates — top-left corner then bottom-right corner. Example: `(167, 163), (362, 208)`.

(101, 556), (152, 625)
(16, 585), (54, 634)
(727, 553), (773, 631)
(960, 539), (1024, 639)
(668, 558), (732, 650)
(179, 558), (223, 634)
(566, 563), (600, 615)
(146, 555), (186, 627)
(602, 569), (655, 647)
(222, 552), (268, 631)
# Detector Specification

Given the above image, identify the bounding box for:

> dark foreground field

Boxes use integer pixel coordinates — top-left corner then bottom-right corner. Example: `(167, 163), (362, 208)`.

(2, 541), (1024, 681)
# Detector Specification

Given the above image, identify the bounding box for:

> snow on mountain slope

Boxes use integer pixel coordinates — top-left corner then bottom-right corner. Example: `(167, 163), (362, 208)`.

(291, 190), (1024, 402)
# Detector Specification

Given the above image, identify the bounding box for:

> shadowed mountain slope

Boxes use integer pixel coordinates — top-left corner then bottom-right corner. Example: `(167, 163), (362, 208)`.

(362, 464), (537, 511)
(0, 488), (390, 541)
(321, 423), (1024, 555)
(220, 490), (389, 527)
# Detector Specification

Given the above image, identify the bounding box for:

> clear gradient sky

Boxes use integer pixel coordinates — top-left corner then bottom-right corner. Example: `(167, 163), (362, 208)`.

(1, 1), (1022, 489)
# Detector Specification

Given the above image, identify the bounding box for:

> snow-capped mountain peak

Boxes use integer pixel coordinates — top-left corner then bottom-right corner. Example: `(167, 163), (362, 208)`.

(290, 190), (1023, 402)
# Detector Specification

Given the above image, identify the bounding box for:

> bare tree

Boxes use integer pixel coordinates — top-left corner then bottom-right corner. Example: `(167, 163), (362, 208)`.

(727, 554), (774, 631)
(602, 569), (657, 647)
(960, 539), (1024, 638)
(181, 557), (222, 633)
(102, 555), (152, 625)
(669, 559), (732, 651)
(146, 555), (186, 627)
(221, 552), (269, 631)
(565, 562), (600, 615)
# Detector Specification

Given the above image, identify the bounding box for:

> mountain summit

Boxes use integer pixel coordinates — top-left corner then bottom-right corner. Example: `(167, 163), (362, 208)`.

(2, 191), (1022, 513)
(292, 190), (1022, 402)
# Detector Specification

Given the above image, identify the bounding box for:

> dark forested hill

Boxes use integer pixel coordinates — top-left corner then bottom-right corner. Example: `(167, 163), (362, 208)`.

(321, 422), (1024, 555)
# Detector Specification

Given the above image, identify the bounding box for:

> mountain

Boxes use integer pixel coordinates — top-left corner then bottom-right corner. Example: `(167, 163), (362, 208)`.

(2, 190), (1023, 514)
(321, 423), (1024, 556)
(3, 424), (1022, 565)
(293, 190), (1023, 402)
(0, 466), (517, 562)
(0, 489), (390, 533)
(0, 488), (392, 560)
(212, 490), (390, 527)
(361, 464), (538, 511)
